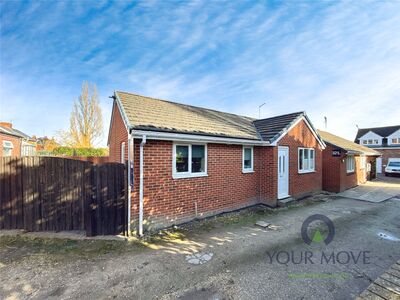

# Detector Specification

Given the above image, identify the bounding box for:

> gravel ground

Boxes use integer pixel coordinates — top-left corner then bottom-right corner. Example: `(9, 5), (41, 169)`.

(1, 195), (399, 300)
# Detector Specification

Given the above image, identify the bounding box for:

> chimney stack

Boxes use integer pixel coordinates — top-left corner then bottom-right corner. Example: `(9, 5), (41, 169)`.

(0, 122), (12, 128)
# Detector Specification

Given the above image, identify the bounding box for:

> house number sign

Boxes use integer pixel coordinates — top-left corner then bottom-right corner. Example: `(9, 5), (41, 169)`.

(332, 149), (341, 157)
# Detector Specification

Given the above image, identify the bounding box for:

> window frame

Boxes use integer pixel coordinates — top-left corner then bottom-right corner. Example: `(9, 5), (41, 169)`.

(172, 143), (207, 179)
(298, 147), (315, 174)
(21, 143), (36, 157)
(346, 155), (355, 173)
(242, 146), (254, 173)
(3, 140), (14, 157)
(391, 138), (400, 144)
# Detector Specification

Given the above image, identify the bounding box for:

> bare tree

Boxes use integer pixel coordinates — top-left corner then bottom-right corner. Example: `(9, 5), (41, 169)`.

(59, 82), (103, 147)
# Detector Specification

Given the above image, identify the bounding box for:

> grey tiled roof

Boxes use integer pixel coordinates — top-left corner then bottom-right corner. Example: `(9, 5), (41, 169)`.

(116, 91), (259, 140)
(355, 125), (400, 141)
(253, 112), (305, 142)
(115, 91), (318, 144)
(0, 125), (30, 139)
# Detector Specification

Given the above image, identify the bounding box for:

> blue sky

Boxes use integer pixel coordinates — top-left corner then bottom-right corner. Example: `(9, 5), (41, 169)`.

(1, 0), (399, 146)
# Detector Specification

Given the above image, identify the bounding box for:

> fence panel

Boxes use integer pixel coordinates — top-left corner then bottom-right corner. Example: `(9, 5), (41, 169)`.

(0, 157), (127, 236)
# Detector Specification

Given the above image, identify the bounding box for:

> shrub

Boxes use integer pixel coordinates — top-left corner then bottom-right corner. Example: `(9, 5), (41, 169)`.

(52, 147), (108, 157)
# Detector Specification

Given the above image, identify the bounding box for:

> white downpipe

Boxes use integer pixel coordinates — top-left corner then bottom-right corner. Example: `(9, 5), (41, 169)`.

(139, 135), (146, 236)
(127, 133), (133, 236)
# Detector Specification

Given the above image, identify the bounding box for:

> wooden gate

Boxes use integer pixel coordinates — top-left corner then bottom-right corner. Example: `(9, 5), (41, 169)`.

(0, 157), (128, 236)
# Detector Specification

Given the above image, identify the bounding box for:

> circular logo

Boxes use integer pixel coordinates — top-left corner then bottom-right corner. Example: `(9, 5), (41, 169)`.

(301, 214), (335, 246)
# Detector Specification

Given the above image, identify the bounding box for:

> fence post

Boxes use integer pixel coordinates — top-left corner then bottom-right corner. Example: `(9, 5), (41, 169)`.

(84, 163), (92, 236)
(124, 161), (129, 236)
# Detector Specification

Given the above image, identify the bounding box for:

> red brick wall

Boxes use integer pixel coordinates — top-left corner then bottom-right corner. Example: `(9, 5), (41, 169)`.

(322, 143), (377, 193)
(0, 133), (21, 157)
(131, 140), (276, 230)
(108, 108), (325, 230)
(108, 101), (128, 163)
(278, 120), (323, 198)
(129, 120), (323, 230)
(379, 148), (400, 168)
(340, 155), (359, 192)
(322, 144), (341, 192)
(67, 156), (110, 164)
(259, 146), (278, 205)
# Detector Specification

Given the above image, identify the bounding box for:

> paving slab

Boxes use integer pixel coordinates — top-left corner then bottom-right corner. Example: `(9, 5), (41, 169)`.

(357, 260), (400, 300)
(339, 177), (400, 203)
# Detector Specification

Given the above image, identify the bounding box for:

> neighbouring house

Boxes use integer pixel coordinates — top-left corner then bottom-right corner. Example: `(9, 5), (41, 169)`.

(0, 122), (36, 157)
(108, 91), (326, 232)
(318, 130), (380, 193)
(34, 136), (60, 152)
(354, 125), (400, 174)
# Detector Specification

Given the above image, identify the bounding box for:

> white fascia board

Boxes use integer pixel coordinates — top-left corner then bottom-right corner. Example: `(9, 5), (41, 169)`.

(132, 130), (270, 146)
(270, 116), (326, 149)
(346, 150), (362, 155)
(387, 129), (400, 138)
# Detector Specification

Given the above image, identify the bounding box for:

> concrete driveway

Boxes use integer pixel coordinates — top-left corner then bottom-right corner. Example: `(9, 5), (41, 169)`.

(338, 175), (400, 203)
(1, 195), (400, 300)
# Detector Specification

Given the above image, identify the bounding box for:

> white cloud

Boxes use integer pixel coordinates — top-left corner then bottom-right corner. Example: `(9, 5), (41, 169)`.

(1, 1), (399, 146)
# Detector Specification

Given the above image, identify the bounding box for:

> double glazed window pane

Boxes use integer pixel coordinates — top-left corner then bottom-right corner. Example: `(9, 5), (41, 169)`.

(176, 145), (205, 174)
(303, 149), (309, 170)
(299, 148), (315, 172)
(346, 156), (354, 172)
(309, 150), (314, 169)
(176, 146), (189, 172)
(244, 148), (252, 169)
(192, 145), (205, 173)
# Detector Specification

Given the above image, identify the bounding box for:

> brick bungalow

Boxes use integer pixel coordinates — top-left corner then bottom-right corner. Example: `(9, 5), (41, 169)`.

(318, 130), (380, 193)
(354, 125), (400, 174)
(108, 91), (326, 233)
(0, 122), (36, 157)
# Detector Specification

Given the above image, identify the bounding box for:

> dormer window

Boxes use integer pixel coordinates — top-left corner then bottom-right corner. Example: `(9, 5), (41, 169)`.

(363, 139), (378, 145)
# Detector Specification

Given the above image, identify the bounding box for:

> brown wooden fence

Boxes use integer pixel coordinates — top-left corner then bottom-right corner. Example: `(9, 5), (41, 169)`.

(0, 157), (128, 236)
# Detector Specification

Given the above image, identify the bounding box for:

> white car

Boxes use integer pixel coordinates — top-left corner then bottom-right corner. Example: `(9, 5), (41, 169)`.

(385, 159), (400, 176)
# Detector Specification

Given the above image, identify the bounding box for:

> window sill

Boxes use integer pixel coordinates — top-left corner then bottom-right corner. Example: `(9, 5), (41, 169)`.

(298, 170), (315, 174)
(242, 169), (254, 174)
(172, 173), (208, 179)
(346, 171), (355, 175)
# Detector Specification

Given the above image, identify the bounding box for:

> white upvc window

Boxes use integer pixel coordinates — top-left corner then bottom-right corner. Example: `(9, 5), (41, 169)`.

(360, 155), (366, 169)
(298, 148), (315, 173)
(121, 142), (125, 163)
(21, 142), (36, 156)
(364, 139), (379, 145)
(391, 138), (400, 144)
(173, 143), (207, 179)
(3, 140), (13, 157)
(346, 155), (355, 173)
(242, 146), (254, 173)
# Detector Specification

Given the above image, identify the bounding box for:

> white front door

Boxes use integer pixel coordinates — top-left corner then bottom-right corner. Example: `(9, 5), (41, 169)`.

(278, 146), (289, 199)
(376, 157), (382, 174)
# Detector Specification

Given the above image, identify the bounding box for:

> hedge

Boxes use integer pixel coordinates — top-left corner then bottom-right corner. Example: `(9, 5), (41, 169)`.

(52, 147), (108, 157)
